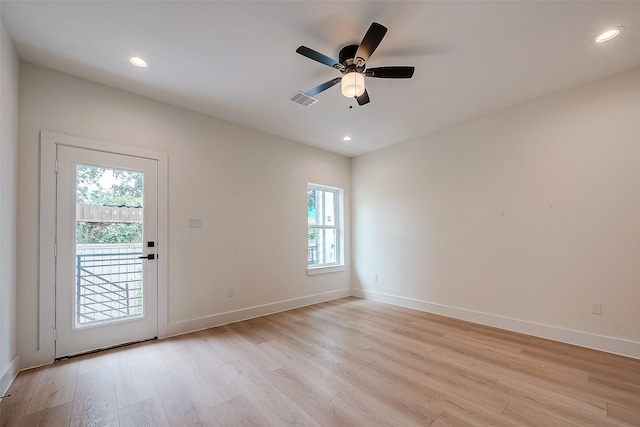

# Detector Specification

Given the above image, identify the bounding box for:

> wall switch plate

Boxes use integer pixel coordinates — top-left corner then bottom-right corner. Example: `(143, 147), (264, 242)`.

(373, 274), (378, 282)
(188, 217), (203, 228)
(591, 302), (601, 315)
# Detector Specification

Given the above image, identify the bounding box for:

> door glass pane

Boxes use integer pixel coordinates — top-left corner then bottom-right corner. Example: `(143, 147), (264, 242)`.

(75, 165), (144, 327)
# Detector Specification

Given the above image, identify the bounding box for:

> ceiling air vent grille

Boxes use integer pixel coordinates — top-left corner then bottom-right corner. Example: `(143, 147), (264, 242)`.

(290, 91), (319, 106)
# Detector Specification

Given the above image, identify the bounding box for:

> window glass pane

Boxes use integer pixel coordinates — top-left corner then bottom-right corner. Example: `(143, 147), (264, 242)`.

(307, 183), (342, 268)
(308, 189), (317, 226)
(308, 227), (337, 266)
(308, 228), (318, 265)
(308, 189), (335, 227)
(322, 191), (335, 226)
(318, 228), (337, 265)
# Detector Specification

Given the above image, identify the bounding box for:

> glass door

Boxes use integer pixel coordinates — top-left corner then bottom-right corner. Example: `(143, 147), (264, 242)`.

(55, 145), (158, 358)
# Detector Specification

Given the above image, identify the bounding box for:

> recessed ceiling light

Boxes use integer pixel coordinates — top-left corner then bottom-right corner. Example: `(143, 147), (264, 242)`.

(343, 136), (352, 141)
(593, 27), (624, 43)
(129, 56), (148, 67)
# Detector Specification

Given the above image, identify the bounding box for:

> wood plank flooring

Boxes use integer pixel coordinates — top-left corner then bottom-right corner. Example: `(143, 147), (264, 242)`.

(2, 297), (639, 426)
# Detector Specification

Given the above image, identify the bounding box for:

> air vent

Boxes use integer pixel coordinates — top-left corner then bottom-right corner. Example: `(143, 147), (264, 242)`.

(290, 91), (319, 106)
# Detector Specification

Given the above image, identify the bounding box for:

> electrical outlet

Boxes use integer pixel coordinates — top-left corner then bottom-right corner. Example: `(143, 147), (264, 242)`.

(373, 274), (378, 282)
(591, 302), (601, 315)
(228, 288), (234, 297)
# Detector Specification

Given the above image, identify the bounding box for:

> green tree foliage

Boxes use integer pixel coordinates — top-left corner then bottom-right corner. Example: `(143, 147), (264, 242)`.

(76, 222), (143, 244)
(307, 189), (316, 241)
(76, 166), (104, 205)
(77, 166), (143, 207)
(76, 165), (144, 244)
(308, 189), (316, 211)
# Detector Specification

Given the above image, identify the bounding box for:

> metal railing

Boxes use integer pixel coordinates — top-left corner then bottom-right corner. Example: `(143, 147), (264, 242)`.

(308, 245), (317, 265)
(76, 251), (143, 326)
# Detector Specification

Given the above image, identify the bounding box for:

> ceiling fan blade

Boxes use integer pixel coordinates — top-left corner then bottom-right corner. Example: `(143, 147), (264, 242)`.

(356, 90), (370, 106)
(304, 77), (342, 97)
(365, 66), (415, 79)
(296, 46), (343, 70)
(354, 22), (388, 65)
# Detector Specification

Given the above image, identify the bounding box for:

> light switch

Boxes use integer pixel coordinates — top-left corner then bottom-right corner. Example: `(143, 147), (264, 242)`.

(188, 217), (203, 228)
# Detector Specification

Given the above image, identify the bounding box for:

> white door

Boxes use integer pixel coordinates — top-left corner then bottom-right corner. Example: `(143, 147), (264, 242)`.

(55, 145), (158, 358)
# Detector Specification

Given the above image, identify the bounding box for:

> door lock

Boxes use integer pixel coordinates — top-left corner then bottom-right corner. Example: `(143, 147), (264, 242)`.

(138, 254), (155, 260)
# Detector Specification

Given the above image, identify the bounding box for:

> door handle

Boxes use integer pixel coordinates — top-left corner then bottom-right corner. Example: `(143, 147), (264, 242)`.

(138, 254), (155, 260)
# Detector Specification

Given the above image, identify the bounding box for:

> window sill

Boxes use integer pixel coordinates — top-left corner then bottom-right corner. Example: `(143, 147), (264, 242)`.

(307, 265), (345, 275)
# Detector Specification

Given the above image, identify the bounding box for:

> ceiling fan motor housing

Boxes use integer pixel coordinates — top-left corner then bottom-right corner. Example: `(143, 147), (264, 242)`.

(339, 45), (361, 71)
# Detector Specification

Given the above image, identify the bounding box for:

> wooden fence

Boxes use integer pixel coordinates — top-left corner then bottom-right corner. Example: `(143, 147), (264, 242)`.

(76, 205), (142, 223)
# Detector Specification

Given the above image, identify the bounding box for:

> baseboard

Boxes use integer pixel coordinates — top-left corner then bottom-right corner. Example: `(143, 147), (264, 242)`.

(166, 288), (352, 337)
(352, 288), (640, 359)
(1, 354), (20, 397)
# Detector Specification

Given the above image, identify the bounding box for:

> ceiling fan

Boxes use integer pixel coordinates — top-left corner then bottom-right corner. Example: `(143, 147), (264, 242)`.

(296, 22), (415, 106)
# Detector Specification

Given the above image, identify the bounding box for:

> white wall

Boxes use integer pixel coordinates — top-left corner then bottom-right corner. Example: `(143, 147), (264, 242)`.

(14, 61), (639, 367)
(18, 63), (351, 367)
(352, 68), (640, 358)
(0, 13), (20, 393)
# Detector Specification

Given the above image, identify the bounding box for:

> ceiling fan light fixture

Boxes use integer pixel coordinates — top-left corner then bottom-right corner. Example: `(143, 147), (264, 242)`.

(341, 72), (365, 98)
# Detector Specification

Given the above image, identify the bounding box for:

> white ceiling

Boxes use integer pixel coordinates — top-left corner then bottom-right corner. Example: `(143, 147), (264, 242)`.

(2, 1), (639, 157)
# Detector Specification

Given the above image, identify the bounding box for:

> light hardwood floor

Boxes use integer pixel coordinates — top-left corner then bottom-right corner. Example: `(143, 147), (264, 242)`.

(1, 297), (639, 426)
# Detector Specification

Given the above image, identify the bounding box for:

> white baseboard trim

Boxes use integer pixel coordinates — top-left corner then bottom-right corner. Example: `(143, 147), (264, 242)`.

(1, 354), (20, 397)
(352, 288), (640, 360)
(166, 289), (352, 338)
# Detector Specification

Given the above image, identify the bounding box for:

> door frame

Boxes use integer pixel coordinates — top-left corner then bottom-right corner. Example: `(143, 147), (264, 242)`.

(38, 131), (168, 364)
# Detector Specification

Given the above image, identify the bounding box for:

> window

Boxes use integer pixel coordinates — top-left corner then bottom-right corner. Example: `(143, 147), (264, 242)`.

(307, 183), (343, 272)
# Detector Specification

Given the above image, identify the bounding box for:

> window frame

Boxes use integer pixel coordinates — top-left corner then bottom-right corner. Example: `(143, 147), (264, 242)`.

(307, 183), (345, 274)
